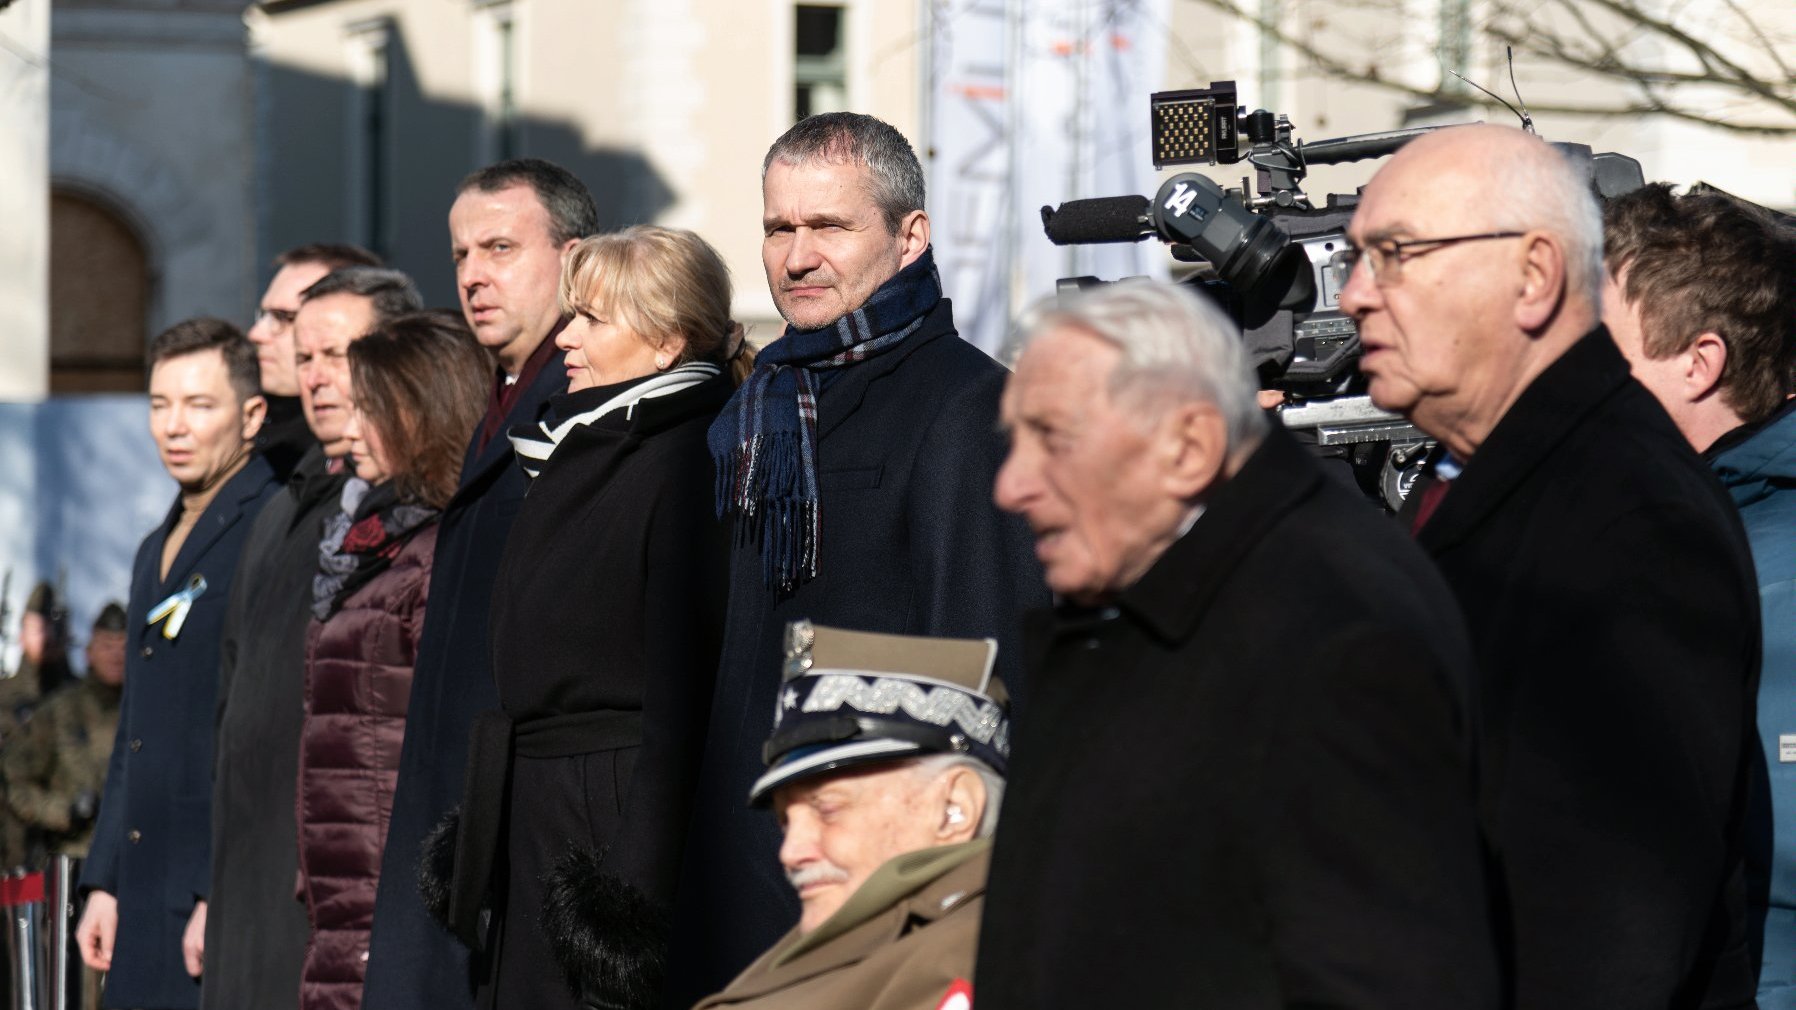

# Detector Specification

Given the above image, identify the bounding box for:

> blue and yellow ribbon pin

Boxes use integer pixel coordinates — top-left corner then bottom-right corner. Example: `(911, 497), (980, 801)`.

(146, 574), (207, 640)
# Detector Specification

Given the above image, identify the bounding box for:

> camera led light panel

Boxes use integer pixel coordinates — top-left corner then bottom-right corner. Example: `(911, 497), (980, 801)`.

(1151, 82), (1240, 168)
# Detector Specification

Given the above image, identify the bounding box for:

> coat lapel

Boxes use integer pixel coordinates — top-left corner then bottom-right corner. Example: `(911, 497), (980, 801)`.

(157, 455), (275, 590)
(1120, 425), (1322, 646)
(704, 847), (990, 1003)
(1417, 329), (1630, 553)
(815, 299), (963, 442)
(451, 346), (568, 510)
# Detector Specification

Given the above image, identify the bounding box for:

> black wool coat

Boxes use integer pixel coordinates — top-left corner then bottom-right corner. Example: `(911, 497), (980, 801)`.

(668, 300), (1047, 1004)
(82, 456), (279, 1010)
(1413, 330), (1761, 1009)
(974, 425), (1502, 1010)
(202, 445), (345, 1010)
(471, 373), (733, 1009)
(256, 395), (314, 484)
(360, 350), (565, 1010)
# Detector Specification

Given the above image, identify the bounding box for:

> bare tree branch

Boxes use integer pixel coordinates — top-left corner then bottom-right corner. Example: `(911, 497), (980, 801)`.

(1178, 0), (1796, 136)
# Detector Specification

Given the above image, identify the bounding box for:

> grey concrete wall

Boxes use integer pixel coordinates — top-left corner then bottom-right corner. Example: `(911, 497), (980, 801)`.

(51, 4), (258, 334)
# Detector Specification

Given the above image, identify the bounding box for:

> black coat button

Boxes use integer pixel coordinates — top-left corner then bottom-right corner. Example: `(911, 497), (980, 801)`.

(129, 739), (142, 753)
(127, 830), (142, 844)
(140, 646), (153, 659)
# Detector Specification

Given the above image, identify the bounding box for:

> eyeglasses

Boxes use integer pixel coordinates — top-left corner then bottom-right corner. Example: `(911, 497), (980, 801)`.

(1327, 231), (1526, 289)
(255, 307), (299, 329)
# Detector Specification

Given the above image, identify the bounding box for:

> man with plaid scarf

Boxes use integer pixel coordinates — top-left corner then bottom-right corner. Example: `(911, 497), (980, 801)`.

(671, 112), (1046, 1005)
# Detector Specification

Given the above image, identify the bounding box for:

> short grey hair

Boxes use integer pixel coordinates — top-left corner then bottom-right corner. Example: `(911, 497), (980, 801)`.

(1011, 281), (1269, 455)
(763, 112), (925, 234)
(299, 266), (424, 325)
(909, 753), (1005, 839)
(1482, 134), (1606, 308)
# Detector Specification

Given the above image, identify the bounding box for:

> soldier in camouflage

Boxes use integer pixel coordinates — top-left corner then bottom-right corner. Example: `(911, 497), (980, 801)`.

(0, 582), (75, 868)
(0, 582), (75, 736)
(1, 602), (126, 862)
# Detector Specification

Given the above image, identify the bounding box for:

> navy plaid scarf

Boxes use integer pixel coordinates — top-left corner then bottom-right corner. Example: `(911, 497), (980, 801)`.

(709, 247), (943, 590)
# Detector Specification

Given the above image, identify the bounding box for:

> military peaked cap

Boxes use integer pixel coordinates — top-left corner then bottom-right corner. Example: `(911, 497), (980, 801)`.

(749, 621), (1010, 805)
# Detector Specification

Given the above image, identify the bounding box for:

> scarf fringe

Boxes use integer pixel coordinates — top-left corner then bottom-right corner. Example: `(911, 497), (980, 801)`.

(707, 248), (943, 591)
(713, 432), (818, 591)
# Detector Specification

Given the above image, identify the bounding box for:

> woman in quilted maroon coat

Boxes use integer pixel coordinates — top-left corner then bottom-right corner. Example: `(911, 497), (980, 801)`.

(295, 313), (489, 1010)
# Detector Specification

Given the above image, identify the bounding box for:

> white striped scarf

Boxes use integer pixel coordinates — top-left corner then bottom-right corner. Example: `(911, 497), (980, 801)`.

(509, 362), (720, 479)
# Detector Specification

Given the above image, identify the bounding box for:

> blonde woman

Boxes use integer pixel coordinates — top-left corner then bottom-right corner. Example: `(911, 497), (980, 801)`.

(429, 226), (750, 1010)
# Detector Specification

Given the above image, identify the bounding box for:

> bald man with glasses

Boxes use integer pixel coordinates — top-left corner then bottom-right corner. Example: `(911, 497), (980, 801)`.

(1339, 124), (1762, 1009)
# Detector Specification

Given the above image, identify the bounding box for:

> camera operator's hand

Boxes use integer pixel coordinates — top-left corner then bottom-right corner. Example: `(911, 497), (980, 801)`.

(68, 791), (98, 827)
(76, 890), (117, 972)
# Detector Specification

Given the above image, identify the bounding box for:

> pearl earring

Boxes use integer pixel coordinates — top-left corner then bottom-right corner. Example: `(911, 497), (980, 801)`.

(655, 355), (668, 369)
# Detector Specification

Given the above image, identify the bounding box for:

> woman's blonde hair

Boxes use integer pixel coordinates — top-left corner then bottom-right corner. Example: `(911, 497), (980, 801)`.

(558, 225), (756, 385)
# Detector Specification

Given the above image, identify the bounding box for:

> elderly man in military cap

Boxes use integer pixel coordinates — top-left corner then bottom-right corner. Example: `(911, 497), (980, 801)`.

(691, 622), (1006, 1010)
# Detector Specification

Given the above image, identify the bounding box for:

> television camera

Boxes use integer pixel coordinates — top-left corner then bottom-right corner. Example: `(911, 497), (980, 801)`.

(1040, 81), (1644, 510)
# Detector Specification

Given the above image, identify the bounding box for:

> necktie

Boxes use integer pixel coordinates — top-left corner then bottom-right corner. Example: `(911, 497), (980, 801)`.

(1409, 474), (1452, 535)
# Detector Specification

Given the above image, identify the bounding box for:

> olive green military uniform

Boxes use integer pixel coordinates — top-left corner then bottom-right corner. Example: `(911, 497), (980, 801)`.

(0, 662), (52, 739)
(0, 660), (66, 868)
(694, 841), (990, 1010)
(1, 676), (122, 860)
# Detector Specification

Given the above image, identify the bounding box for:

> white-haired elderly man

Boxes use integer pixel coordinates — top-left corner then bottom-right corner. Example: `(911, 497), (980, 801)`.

(1337, 125), (1761, 1009)
(694, 621), (1007, 1010)
(976, 281), (1500, 1009)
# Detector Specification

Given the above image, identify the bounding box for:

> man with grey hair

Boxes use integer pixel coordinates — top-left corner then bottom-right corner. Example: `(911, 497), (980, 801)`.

(678, 112), (1044, 999)
(976, 279), (1499, 1008)
(695, 622), (1008, 1010)
(1339, 124), (1760, 1007)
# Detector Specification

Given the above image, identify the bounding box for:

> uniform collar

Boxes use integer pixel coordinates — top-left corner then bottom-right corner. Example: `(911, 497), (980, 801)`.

(706, 841), (990, 1003)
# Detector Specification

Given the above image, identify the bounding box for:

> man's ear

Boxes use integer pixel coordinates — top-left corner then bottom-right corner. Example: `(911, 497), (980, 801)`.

(1685, 332), (1728, 402)
(937, 767), (986, 843)
(558, 236), (582, 264)
(1161, 400), (1229, 501)
(240, 394), (268, 443)
(1515, 231), (1569, 334)
(897, 210), (931, 268)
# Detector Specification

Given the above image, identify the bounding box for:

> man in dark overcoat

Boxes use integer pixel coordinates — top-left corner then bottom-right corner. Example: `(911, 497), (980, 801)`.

(76, 319), (279, 1010)
(671, 112), (1045, 1002)
(974, 281), (1500, 1009)
(1339, 125), (1762, 1008)
(360, 159), (590, 1010)
(200, 266), (422, 1010)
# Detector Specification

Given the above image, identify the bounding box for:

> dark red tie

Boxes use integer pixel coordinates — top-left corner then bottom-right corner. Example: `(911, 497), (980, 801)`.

(1409, 475), (1452, 535)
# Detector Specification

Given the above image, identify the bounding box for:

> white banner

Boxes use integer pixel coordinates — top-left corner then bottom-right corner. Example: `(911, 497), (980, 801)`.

(928, 0), (1170, 356)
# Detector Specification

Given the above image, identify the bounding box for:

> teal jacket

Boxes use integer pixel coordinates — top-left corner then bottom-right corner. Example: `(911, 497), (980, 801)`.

(1713, 402), (1796, 1010)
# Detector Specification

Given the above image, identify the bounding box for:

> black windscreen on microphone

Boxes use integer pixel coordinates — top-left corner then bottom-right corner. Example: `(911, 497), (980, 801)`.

(1040, 195), (1151, 246)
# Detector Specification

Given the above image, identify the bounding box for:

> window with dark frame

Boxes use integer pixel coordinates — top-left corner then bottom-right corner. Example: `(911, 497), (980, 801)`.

(794, 4), (846, 121)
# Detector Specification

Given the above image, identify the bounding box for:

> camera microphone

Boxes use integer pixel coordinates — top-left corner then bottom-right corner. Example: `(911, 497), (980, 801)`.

(1040, 196), (1152, 246)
